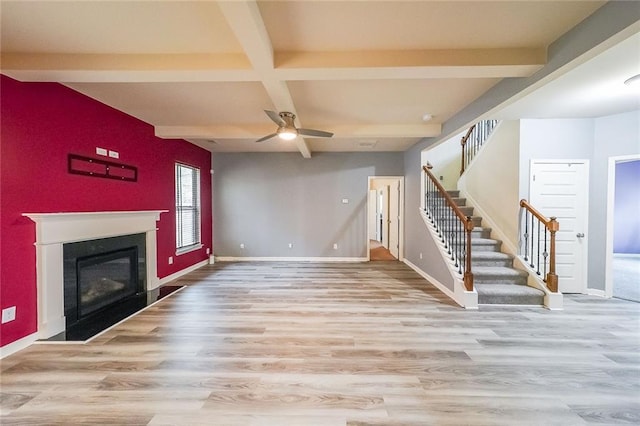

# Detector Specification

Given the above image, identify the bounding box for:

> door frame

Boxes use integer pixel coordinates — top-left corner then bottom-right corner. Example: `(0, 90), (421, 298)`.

(529, 159), (589, 294)
(367, 176), (404, 261)
(605, 154), (640, 298)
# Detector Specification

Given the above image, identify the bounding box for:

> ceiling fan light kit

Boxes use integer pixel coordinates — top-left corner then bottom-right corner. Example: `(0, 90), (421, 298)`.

(256, 110), (333, 143)
(277, 127), (298, 140)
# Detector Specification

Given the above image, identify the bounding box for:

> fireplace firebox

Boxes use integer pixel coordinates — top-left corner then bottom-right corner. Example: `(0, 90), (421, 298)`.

(63, 233), (147, 340)
(77, 247), (138, 318)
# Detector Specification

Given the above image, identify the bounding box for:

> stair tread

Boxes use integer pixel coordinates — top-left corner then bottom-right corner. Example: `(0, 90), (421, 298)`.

(475, 283), (545, 296)
(474, 266), (528, 277)
(472, 251), (512, 259)
(471, 238), (502, 244)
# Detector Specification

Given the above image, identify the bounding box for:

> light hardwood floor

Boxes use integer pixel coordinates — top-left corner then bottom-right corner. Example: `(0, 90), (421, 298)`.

(1, 261), (639, 425)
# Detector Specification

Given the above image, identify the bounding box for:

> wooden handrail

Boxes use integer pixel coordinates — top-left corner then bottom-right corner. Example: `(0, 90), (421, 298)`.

(519, 199), (557, 230)
(461, 125), (476, 145)
(460, 124), (476, 175)
(460, 120), (498, 176)
(424, 166), (474, 231)
(519, 199), (559, 292)
(423, 165), (474, 291)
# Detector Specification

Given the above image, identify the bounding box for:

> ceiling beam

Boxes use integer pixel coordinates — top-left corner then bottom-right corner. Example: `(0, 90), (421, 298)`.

(1, 47), (545, 83)
(0, 53), (257, 83)
(218, 0), (311, 158)
(155, 123), (441, 140)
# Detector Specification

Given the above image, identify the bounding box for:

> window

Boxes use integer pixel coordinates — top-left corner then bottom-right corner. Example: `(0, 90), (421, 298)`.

(175, 163), (201, 253)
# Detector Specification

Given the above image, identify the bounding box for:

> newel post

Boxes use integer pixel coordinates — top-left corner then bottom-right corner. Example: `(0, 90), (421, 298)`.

(460, 136), (466, 176)
(546, 217), (559, 292)
(463, 217), (474, 291)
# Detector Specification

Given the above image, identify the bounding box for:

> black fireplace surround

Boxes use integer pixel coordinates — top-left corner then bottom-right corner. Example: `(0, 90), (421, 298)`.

(63, 233), (147, 340)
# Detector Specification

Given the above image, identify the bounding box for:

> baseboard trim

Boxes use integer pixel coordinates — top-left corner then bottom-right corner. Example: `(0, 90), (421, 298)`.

(587, 288), (607, 298)
(215, 256), (368, 262)
(1, 332), (38, 359)
(403, 258), (460, 305)
(159, 259), (209, 285)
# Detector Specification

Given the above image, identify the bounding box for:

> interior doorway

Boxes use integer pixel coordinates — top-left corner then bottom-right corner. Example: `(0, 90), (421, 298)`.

(606, 155), (640, 302)
(367, 177), (404, 261)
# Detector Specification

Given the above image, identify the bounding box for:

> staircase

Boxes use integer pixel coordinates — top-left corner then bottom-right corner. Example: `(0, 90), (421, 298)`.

(447, 190), (545, 306)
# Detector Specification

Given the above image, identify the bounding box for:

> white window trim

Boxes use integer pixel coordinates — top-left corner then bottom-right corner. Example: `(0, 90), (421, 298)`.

(176, 243), (203, 256)
(175, 162), (201, 252)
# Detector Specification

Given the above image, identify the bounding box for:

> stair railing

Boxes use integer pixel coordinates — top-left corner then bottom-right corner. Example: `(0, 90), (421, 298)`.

(423, 165), (474, 291)
(519, 199), (559, 292)
(460, 119), (499, 175)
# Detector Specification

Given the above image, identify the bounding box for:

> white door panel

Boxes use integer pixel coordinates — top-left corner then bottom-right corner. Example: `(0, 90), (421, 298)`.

(530, 161), (589, 293)
(389, 181), (400, 259)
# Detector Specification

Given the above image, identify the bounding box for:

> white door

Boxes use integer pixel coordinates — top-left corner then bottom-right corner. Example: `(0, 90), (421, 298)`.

(368, 190), (378, 241)
(381, 187), (390, 249)
(389, 181), (400, 259)
(530, 161), (589, 293)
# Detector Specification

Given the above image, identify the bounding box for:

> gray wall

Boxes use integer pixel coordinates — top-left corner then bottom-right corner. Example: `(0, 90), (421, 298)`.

(212, 152), (403, 258)
(589, 110), (640, 290)
(403, 143), (456, 291)
(519, 118), (595, 201)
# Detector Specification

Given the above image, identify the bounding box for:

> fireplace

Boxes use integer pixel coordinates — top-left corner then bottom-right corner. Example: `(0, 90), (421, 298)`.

(62, 233), (147, 339)
(23, 210), (166, 340)
(77, 248), (138, 318)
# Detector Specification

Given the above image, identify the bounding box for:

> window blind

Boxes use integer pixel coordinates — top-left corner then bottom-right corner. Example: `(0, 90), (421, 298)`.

(175, 163), (201, 250)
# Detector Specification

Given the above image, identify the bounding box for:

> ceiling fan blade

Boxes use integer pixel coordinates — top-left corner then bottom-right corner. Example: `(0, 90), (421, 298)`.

(298, 128), (334, 138)
(255, 133), (278, 143)
(264, 110), (285, 126)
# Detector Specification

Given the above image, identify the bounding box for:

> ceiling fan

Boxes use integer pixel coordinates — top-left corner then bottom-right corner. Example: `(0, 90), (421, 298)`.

(256, 110), (333, 143)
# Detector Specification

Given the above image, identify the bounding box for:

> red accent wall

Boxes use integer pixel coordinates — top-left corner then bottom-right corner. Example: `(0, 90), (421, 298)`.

(0, 75), (212, 347)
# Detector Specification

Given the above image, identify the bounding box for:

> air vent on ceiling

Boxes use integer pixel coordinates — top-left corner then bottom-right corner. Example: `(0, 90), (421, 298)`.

(359, 141), (377, 148)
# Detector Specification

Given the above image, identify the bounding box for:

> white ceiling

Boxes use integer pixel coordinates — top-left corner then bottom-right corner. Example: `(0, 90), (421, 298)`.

(0, 0), (614, 157)
(495, 31), (640, 120)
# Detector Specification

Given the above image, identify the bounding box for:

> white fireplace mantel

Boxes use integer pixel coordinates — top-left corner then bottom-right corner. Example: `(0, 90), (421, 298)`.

(23, 210), (167, 339)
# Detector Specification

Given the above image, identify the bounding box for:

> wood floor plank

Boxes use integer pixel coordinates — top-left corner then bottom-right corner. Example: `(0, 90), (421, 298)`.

(1, 261), (639, 424)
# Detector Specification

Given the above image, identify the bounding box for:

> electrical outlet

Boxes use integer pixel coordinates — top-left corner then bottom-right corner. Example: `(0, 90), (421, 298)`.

(333, 243), (338, 250)
(419, 252), (423, 259)
(341, 198), (349, 204)
(108, 150), (119, 159)
(96, 147), (108, 156)
(1, 306), (16, 324)
(240, 243), (245, 249)
(168, 256), (173, 265)
(288, 243), (293, 249)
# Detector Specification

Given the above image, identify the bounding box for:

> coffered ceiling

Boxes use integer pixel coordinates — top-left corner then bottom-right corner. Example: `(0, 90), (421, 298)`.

(1, 1), (605, 157)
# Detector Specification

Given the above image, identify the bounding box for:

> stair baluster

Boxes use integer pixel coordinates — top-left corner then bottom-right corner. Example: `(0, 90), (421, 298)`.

(460, 119), (498, 175)
(519, 199), (559, 292)
(423, 165), (474, 290)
